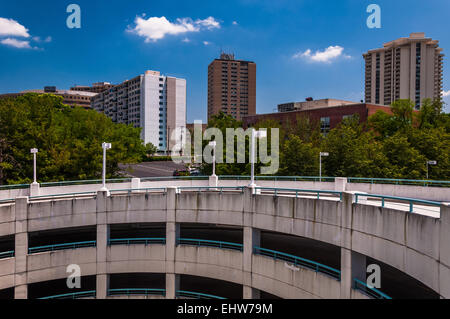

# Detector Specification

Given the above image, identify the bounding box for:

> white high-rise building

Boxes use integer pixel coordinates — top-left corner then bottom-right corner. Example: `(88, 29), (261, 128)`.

(363, 32), (444, 109)
(92, 70), (186, 153)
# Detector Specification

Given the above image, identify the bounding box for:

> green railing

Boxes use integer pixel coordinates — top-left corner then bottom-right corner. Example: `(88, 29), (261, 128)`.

(40, 178), (131, 188)
(353, 278), (392, 299)
(0, 184), (29, 191)
(347, 177), (450, 188)
(178, 186), (245, 193)
(0, 198), (14, 204)
(107, 288), (165, 297)
(1, 176), (448, 195)
(255, 187), (343, 200)
(28, 240), (96, 254)
(177, 238), (243, 251)
(38, 290), (96, 299)
(254, 246), (341, 280)
(109, 187), (167, 194)
(0, 250), (14, 259)
(354, 193), (441, 213)
(219, 175), (336, 182)
(176, 290), (226, 299)
(29, 191), (97, 200)
(108, 238), (166, 245)
(141, 176), (209, 182)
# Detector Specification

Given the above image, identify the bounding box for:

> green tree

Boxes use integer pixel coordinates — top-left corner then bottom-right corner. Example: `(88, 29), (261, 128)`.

(144, 143), (158, 157)
(278, 135), (319, 176)
(382, 133), (426, 179)
(0, 93), (146, 184)
(323, 115), (392, 178)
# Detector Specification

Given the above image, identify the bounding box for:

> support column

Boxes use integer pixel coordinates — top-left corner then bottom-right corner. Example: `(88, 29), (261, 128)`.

(165, 187), (179, 299)
(96, 190), (109, 299)
(131, 177), (141, 190)
(334, 177), (347, 192)
(14, 196), (29, 299)
(208, 175), (218, 187)
(439, 203), (450, 298)
(166, 273), (180, 299)
(243, 286), (260, 299)
(243, 226), (260, 299)
(340, 248), (352, 299)
(29, 183), (40, 197)
(340, 192), (354, 299)
(351, 251), (367, 283)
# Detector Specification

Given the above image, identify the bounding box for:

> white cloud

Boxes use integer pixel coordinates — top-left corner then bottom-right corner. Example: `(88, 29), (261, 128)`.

(232, 21), (238, 25)
(182, 37), (190, 43)
(443, 90), (450, 97)
(128, 15), (220, 42)
(32, 36), (51, 43)
(0, 38), (32, 49)
(195, 17), (220, 30)
(203, 41), (211, 46)
(0, 17), (30, 37)
(293, 45), (351, 63)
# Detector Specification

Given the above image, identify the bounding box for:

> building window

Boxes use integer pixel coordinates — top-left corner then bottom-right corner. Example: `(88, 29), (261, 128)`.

(320, 117), (330, 134)
(415, 43), (421, 109)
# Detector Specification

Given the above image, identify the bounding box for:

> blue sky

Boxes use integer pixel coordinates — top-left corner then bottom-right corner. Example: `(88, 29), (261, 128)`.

(0, 0), (449, 121)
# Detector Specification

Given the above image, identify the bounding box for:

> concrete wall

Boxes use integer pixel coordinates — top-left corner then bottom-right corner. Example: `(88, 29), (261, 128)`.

(1, 177), (448, 201)
(1, 187), (449, 299)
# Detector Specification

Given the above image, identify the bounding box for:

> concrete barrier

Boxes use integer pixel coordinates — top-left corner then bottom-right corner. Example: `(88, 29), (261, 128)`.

(1, 186), (449, 299)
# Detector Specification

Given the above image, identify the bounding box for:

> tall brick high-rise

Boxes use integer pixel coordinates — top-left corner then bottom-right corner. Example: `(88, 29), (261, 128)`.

(207, 53), (256, 121)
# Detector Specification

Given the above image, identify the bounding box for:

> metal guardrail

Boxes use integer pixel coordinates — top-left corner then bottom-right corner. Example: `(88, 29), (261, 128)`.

(29, 191), (97, 200)
(0, 184), (29, 191)
(219, 175), (337, 182)
(141, 176), (209, 182)
(40, 178), (131, 188)
(108, 288), (166, 297)
(38, 290), (96, 299)
(347, 177), (450, 187)
(354, 193), (441, 213)
(0, 198), (14, 204)
(256, 187), (343, 200)
(353, 278), (392, 299)
(0, 250), (14, 259)
(177, 238), (243, 251)
(0, 175), (448, 195)
(110, 187), (167, 193)
(108, 238), (166, 245)
(178, 186), (245, 193)
(28, 240), (97, 254)
(176, 290), (226, 300)
(254, 246), (341, 280)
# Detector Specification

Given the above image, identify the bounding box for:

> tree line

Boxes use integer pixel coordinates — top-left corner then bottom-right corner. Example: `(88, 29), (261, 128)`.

(203, 99), (449, 180)
(0, 93), (146, 185)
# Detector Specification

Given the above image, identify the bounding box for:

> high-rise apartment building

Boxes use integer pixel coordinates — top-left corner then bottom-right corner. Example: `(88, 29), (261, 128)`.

(92, 70), (186, 153)
(207, 53), (256, 121)
(363, 32), (444, 109)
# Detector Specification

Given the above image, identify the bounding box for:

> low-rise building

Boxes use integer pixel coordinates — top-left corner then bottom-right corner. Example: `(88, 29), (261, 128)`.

(243, 102), (392, 134)
(0, 86), (97, 109)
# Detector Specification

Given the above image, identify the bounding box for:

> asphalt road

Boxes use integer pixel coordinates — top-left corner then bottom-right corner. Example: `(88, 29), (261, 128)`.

(119, 161), (187, 178)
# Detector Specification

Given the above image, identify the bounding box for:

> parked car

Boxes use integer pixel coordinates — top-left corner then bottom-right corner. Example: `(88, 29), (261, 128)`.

(173, 169), (190, 177)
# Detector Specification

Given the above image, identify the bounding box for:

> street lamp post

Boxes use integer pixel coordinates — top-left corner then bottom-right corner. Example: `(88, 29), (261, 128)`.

(250, 129), (267, 188)
(30, 148), (38, 185)
(426, 160), (437, 180)
(319, 152), (329, 182)
(209, 141), (217, 177)
(101, 142), (112, 192)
